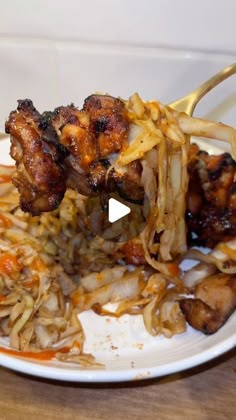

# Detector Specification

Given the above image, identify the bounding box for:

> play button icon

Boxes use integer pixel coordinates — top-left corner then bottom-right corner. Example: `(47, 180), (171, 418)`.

(108, 198), (131, 223)
(86, 191), (150, 243)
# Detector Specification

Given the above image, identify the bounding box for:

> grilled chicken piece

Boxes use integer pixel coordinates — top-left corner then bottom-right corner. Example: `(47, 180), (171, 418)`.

(186, 146), (236, 247)
(180, 273), (236, 334)
(58, 96), (143, 200)
(6, 96), (143, 210)
(83, 94), (129, 157)
(5, 100), (68, 215)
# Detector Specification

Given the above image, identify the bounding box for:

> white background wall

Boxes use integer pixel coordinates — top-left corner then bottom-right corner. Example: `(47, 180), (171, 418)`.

(0, 0), (235, 141)
(0, 0), (235, 54)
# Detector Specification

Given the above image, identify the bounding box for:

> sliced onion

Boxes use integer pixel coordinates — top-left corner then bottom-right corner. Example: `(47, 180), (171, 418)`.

(80, 266), (126, 292)
(176, 112), (236, 158)
(73, 269), (144, 311)
(182, 263), (217, 289)
(10, 294), (34, 349)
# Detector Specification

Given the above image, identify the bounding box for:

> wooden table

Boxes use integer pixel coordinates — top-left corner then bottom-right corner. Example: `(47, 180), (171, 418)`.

(0, 348), (235, 420)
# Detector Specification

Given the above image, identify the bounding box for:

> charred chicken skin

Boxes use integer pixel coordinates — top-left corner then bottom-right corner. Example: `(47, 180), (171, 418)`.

(5, 100), (68, 215)
(187, 145), (236, 247)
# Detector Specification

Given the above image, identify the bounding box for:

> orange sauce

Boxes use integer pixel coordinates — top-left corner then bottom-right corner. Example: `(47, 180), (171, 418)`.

(121, 241), (146, 265)
(217, 243), (236, 261)
(0, 346), (70, 361)
(0, 253), (22, 276)
(72, 340), (82, 352)
(30, 257), (47, 272)
(0, 214), (13, 228)
(166, 263), (181, 277)
(22, 274), (40, 288)
(71, 291), (81, 305)
(0, 174), (12, 183)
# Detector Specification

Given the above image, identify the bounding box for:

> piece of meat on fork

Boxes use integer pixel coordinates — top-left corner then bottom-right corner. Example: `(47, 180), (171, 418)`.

(6, 95), (144, 215)
(5, 99), (68, 215)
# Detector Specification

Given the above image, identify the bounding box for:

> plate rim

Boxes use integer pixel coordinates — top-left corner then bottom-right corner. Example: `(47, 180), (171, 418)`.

(0, 328), (235, 382)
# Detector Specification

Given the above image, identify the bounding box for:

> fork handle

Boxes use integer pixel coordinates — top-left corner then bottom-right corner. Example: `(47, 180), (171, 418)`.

(192, 63), (236, 106)
(169, 63), (236, 115)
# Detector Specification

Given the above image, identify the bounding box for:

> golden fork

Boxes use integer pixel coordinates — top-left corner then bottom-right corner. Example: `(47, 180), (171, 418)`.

(168, 62), (236, 116)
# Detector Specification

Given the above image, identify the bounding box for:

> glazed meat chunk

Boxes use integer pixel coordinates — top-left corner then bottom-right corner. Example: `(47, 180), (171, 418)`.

(180, 273), (236, 334)
(5, 100), (68, 215)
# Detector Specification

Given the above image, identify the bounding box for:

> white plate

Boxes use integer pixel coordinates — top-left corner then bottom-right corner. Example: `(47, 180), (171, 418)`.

(0, 132), (235, 383)
(0, 34), (235, 381)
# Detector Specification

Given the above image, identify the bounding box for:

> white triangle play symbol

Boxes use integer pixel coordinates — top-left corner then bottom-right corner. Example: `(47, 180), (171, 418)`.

(108, 198), (131, 223)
